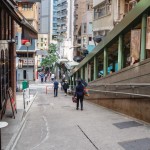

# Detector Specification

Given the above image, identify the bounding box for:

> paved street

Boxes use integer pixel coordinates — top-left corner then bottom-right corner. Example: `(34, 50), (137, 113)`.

(14, 82), (150, 150)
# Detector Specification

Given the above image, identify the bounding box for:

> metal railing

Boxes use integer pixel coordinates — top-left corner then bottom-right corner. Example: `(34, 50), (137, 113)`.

(23, 87), (37, 109)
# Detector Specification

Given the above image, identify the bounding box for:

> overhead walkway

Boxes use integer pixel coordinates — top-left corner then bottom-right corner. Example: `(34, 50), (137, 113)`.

(69, 0), (150, 123)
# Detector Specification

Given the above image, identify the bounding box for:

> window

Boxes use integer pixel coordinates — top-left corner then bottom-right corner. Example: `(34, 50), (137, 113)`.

(83, 23), (87, 33)
(22, 3), (33, 11)
(94, 1), (111, 20)
(41, 43), (43, 47)
(89, 37), (92, 41)
(41, 38), (43, 42)
(125, 0), (138, 13)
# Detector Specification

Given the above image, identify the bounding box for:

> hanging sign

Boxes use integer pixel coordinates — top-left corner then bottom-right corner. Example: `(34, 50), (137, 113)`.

(130, 29), (141, 61)
(146, 17), (150, 49)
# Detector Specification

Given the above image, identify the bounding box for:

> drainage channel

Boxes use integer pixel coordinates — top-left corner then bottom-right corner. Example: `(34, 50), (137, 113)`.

(77, 125), (100, 150)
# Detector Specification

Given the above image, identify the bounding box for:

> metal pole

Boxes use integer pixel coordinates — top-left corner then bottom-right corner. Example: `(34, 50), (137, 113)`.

(104, 48), (108, 76)
(27, 46), (28, 81)
(140, 14), (147, 61)
(23, 90), (26, 109)
(118, 35), (123, 70)
(94, 56), (97, 80)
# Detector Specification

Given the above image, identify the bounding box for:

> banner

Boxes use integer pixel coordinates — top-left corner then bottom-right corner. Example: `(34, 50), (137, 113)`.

(146, 17), (150, 49)
(130, 29), (141, 61)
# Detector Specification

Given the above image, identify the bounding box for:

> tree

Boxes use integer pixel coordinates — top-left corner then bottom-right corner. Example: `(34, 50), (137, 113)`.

(41, 43), (58, 71)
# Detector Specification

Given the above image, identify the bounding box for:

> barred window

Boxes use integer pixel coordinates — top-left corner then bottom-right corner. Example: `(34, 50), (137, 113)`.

(94, 1), (111, 20)
(22, 3), (33, 11)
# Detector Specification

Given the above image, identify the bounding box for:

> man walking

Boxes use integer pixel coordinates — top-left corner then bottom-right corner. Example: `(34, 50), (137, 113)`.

(54, 79), (59, 97)
(63, 80), (69, 96)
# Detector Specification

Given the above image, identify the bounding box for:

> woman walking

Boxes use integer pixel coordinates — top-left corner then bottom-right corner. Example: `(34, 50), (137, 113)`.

(75, 80), (84, 110)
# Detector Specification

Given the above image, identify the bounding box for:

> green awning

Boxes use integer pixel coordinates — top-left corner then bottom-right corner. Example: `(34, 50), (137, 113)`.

(65, 61), (79, 70)
(57, 59), (68, 64)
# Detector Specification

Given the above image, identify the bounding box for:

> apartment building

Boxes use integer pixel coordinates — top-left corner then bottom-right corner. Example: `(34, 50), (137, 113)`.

(93, 0), (140, 40)
(40, 0), (58, 44)
(81, 0), (94, 58)
(37, 34), (49, 50)
(16, 1), (40, 81)
(57, 0), (74, 61)
(73, 0), (91, 62)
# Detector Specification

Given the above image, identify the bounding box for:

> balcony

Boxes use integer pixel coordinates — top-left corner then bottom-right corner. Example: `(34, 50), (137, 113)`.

(22, 58), (35, 66)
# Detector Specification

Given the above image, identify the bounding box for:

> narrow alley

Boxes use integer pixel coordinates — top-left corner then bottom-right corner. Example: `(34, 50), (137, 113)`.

(13, 82), (150, 150)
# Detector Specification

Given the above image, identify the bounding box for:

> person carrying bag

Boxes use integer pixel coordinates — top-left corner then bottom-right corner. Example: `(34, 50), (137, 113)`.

(74, 80), (84, 111)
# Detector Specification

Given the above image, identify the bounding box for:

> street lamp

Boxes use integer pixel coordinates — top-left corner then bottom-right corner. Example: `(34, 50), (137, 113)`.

(18, 59), (23, 91)
(25, 42), (31, 81)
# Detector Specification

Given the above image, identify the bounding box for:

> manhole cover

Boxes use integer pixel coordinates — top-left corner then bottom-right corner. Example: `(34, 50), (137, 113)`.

(113, 121), (142, 129)
(119, 138), (150, 150)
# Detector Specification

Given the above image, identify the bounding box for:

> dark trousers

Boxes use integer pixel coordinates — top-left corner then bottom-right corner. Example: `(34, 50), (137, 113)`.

(64, 89), (67, 94)
(54, 88), (58, 97)
(76, 96), (83, 110)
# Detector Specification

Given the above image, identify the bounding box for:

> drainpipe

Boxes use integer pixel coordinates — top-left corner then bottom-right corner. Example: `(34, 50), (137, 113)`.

(81, 67), (83, 79)
(94, 56), (97, 80)
(140, 14), (147, 61)
(86, 63), (89, 83)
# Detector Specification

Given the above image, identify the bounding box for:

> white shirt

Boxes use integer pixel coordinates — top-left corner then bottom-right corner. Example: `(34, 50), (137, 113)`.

(51, 74), (55, 78)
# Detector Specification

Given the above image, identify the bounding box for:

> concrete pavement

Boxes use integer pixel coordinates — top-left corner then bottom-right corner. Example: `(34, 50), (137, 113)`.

(1, 80), (150, 150)
(1, 88), (37, 150)
(11, 82), (150, 150)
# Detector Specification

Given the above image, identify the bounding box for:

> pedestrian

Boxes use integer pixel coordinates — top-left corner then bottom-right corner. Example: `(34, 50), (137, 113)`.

(60, 79), (64, 91)
(45, 73), (48, 82)
(74, 79), (84, 110)
(40, 71), (45, 83)
(63, 80), (69, 96)
(51, 73), (55, 82)
(53, 79), (59, 97)
(62, 73), (65, 80)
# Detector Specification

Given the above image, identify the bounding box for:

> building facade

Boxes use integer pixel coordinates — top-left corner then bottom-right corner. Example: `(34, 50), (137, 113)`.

(81, 1), (94, 58)
(57, 0), (74, 61)
(73, 0), (93, 62)
(16, 1), (39, 81)
(93, 0), (140, 38)
(0, 0), (37, 118)
(37, 34), (49, 50)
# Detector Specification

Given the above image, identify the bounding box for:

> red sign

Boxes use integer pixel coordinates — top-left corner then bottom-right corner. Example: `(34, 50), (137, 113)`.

(21, 39), (29, 45)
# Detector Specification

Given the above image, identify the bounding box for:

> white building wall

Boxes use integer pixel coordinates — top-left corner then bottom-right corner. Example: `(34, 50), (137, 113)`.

(58, 0), (74, 61)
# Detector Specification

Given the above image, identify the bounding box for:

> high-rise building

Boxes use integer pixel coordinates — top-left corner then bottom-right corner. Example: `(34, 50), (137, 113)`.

(39, 0), (58, 44)
(57, 0), (74, 61)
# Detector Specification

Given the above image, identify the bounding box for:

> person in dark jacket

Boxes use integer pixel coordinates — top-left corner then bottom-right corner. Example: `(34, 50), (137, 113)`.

(63, 80), (69, 96)
(53, 79), (59, 97)
(75, 80), (84, 110)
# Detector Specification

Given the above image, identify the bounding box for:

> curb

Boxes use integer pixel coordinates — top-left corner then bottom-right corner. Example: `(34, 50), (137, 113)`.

(5, 91), (38, 150)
